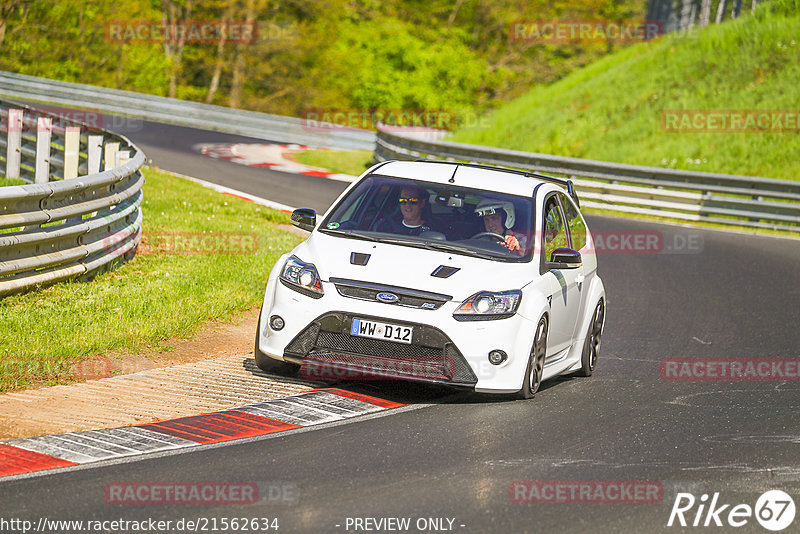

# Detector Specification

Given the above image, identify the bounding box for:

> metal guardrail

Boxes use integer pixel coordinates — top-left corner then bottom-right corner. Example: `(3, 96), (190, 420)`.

(0, 99), (144, 297)
(0, 71), (376, 152)
(375, 129), (800, 233)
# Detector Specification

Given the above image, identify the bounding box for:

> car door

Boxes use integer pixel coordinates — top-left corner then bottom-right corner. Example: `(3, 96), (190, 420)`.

(539, 193), (583, 356)
(558, 192), (590, 341)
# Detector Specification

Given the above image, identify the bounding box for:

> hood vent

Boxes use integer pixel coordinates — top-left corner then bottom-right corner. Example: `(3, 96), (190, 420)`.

(350, 252), (371, 266)
(431, 265), (459, 278)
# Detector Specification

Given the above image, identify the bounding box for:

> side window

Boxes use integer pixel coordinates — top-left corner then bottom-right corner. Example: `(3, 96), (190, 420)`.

(543, 196), (568, 261)
(560, 193), (587, 251)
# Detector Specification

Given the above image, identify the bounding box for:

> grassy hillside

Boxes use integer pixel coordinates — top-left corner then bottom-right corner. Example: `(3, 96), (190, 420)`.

(450, 0), (800, 180)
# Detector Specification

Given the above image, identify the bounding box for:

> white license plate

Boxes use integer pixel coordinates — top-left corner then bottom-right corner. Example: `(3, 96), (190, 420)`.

(350, 318), (413, 344)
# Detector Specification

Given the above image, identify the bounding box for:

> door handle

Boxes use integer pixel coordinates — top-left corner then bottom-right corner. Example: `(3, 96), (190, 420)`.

(575, 273), (585, 286)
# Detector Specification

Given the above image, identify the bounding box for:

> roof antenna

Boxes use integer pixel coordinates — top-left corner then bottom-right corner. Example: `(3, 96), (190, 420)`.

(448, 164), (459, 183)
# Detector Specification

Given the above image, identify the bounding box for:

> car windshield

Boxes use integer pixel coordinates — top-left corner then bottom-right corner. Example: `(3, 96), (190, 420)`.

(319, 175), (535, 262)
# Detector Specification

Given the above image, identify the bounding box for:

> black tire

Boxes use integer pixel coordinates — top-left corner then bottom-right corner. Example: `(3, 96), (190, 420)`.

(254, 309), (299, 377)
(518, 316), (548, 399)
(576, 299), (604, 377)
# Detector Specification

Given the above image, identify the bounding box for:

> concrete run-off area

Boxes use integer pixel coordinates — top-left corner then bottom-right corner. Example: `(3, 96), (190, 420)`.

(0, 353), (319, 439)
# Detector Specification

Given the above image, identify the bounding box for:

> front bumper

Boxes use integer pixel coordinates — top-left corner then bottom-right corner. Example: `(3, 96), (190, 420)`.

(257, 270), (538, 392)
(283, 311), (478, 387)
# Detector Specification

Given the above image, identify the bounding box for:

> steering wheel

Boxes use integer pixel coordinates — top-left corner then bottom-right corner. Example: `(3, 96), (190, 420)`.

(472, 232), (507, 244)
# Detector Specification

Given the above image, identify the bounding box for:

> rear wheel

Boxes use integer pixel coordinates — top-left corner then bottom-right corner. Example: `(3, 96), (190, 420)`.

(518, 317), (548, 399)
(576, 299), (604, 377)
(254, 309), (299, 377)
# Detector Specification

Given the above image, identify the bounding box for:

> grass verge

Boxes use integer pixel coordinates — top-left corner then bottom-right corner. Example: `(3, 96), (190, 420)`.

(0, 167), (304, 393)
(0, 176), (26, 187)
(293, 149), (373, 177)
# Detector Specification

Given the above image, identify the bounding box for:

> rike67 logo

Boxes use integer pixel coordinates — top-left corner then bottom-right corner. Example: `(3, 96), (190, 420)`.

(668, 490), (795, 531)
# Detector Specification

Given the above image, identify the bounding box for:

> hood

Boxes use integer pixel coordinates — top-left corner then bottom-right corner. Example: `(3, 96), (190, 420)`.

(292, 232), (533, 301)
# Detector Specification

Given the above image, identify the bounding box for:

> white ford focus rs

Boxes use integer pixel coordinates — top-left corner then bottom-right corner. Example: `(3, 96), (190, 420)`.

(255, 160), (605, 398)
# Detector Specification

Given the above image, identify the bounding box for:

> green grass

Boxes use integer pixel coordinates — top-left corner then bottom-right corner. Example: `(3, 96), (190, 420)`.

(0, 176), (26, 187)
(0, 167), (304, 392)
(293, 149), (374, 177)
(450, 0), (800, 180)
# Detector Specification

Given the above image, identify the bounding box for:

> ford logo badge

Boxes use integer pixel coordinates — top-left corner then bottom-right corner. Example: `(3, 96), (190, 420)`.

(376, 292), (399, 303)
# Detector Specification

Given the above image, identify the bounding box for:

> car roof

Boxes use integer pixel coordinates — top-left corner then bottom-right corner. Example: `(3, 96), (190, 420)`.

(371, 160), (567, 199)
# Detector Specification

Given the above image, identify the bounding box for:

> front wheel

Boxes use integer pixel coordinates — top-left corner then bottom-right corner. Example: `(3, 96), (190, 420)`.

(518, 317), (548, 399)
(576, 299), (604, 377)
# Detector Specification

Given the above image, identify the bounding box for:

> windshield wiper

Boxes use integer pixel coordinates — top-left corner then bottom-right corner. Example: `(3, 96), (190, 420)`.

(424, 241), (499, 260)
(376, 236), (431, 250)
(319, 229), (379, 242)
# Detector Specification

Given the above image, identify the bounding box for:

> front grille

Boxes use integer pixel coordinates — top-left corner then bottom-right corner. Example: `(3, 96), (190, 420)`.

(284, 312), (477, 386)
(316, 331), (441, 359)
(304, 350), (456, 382)
(330, 277), (451, 310)
(285, 321), (320, 355)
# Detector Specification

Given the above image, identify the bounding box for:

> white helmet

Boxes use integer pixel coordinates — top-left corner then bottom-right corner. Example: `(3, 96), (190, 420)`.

(475, 199), (515, 229)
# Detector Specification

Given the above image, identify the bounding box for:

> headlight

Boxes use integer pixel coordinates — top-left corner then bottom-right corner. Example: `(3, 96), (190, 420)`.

(279, 255), (324, 298)
(453, 290), (521, 321)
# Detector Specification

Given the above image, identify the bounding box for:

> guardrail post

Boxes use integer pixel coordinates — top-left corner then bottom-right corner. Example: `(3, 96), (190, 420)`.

(6, 109), (22, 179)
(117, 150), (131, 167)
(87, 135), (103, 174)
(104, 141), (119, 171)
(63, 126), (80, 179)
(35, 117), (52, 183)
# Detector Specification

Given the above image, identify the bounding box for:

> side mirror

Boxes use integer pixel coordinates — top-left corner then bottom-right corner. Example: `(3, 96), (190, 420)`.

(547, 247), (582, 269)
(291, 208), (316, 232)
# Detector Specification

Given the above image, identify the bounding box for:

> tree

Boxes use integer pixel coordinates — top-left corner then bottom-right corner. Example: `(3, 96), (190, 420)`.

(161, 0), (193, 99)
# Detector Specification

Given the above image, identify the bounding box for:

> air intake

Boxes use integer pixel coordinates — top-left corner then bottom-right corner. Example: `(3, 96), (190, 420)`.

(350, 252), (370, 266)
(431, 265), (459, 278)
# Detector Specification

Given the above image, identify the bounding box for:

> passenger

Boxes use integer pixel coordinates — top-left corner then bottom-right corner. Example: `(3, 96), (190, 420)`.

(375, 185), (437, 236)
(474, 199), (527, 255)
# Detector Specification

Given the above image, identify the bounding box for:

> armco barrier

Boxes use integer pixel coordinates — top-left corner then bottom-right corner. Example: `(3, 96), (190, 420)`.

(0, 71), (375, 151)
(0, 99), (144, 297)
(374, 129), (800, 233)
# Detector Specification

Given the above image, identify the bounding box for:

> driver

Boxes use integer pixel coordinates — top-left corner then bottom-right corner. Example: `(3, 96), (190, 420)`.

(474, 199), (526, 255)
(375, 185), (436, 236)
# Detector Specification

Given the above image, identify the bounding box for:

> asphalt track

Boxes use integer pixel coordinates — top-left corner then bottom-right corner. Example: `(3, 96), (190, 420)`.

(114, 119), (347, 212)
(1, 122), (798, 533)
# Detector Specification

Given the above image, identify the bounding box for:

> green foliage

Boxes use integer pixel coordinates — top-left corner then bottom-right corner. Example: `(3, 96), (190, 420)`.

(0, 0), (644, 119)
(450, 4), (800, 179)
(311, 18), (487, 111)
(0, 176), (25, 187)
